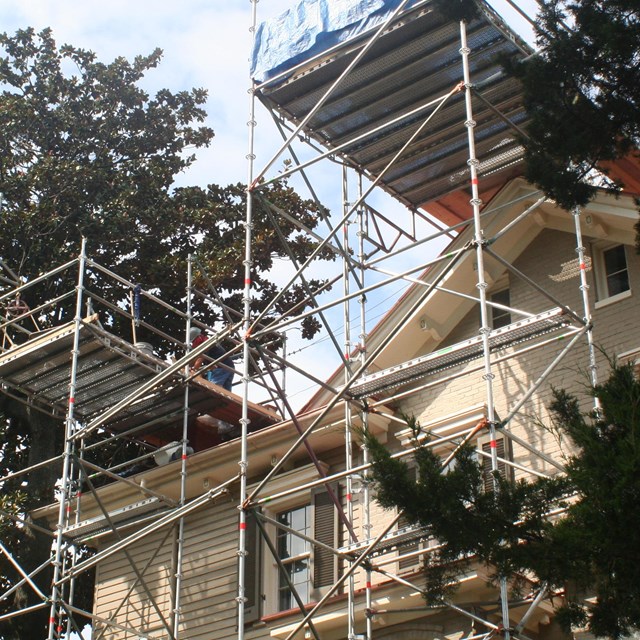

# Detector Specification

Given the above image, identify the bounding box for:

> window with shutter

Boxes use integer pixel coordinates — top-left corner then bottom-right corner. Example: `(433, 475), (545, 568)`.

(269, 488), (339, 612)
(251, 463), (338, 616)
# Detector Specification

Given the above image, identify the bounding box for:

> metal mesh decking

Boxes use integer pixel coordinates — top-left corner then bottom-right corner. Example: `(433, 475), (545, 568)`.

(348, 308), (576, 398)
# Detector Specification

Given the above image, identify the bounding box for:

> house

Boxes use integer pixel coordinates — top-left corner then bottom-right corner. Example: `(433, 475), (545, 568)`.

(9, 0), (640, 637)
(27, 176), (637, 640)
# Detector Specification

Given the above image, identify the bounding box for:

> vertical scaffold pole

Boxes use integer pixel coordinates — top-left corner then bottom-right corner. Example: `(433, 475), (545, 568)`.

(460, 21), (512, 640)
(357, 174), (373, 640)
(47, 238), (87, 640)
(173, 254), (194, 638)
(237, 2), (259, 637)
(572, 208), (601, 410)
(342, 166), (357, 639)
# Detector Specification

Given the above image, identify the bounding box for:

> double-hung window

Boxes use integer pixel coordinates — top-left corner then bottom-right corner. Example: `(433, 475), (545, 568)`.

(593, 242), (631, 306)
(276, 504), (312, 610)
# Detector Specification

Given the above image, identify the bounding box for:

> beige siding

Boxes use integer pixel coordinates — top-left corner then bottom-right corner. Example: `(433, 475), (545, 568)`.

(177, 496), (239, 639)
(90, 228), (640, 640)
(400, 230), (640, 479)
(93, 527), (176, 639)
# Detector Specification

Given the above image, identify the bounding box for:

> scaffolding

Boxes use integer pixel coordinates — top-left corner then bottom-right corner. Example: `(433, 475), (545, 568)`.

(0, 0), (637, 639)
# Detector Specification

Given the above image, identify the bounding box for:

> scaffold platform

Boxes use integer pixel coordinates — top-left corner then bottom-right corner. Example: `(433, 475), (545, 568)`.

(0, 315), (280, 449)
(254, 0), (532, 212)
(348, 307), (577, 398)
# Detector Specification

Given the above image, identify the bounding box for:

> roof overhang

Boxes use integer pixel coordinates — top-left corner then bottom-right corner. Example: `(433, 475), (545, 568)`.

(31, 400), (393, 537)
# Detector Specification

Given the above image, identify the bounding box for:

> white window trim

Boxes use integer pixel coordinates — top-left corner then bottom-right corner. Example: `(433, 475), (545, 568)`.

(250, 462), (329, 616)
(594, 288), (632, 309)
(592, 241), (632, 308)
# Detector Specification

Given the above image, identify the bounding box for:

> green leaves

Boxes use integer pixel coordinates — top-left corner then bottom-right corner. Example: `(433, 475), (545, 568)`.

(0, 28), (331, 343)
(0, 27), (334, 635)
(508, 0), (640, 211)
(0, 27), (213, 277)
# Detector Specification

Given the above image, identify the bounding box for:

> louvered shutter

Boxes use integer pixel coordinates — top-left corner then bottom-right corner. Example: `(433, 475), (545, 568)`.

(481, 436), (512, 492)
(312, 487), (338, 589)
(398, 466), (419, 571)
(244, 509), (262, 623)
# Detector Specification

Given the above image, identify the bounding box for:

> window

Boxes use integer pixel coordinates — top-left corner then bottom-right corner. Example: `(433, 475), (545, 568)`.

(393, 406), (514, 570)
(276, 504), (312, 610)
(594, 243), (631, 305)
(489, 288), (511, 330)
(245, 464), (339, 619)
(271, 490), (337, 613)
(602, 245), (629, 296)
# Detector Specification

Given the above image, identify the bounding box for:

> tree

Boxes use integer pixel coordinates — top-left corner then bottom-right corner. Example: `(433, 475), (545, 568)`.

(438, 1), (639, 236)
(0, 27), (330, 638)
(503, 0), (640, 214)
(363, 362), (640, 639)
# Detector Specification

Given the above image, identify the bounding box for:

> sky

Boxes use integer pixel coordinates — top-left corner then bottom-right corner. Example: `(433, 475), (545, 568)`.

(0, 0), (538, 193)
(0, 0), (540, 408)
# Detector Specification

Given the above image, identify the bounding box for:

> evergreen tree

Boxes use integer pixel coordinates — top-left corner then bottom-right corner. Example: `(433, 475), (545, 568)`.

(504, 1), (640, 213)
(363, 362), (640, 639)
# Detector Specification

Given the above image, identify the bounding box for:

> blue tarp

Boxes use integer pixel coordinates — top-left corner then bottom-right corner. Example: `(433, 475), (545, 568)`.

(251, 0), (421, 83)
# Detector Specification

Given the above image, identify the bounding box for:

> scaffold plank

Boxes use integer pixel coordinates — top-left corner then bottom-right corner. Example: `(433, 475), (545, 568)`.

(254, 0), (532, 209)
(0, 317), (280, 448)
(348, 308), (576, 398)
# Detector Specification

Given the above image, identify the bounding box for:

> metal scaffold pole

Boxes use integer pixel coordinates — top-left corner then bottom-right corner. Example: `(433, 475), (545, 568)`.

(357, 173), (373, 640)
(572, 208), (601, 410)
(237, 2), (259, 637)
(459, 19), (512, 640)
(342, 166), (357, 640)
(172, 254), (194, 638)
(47, 238), (87, 640)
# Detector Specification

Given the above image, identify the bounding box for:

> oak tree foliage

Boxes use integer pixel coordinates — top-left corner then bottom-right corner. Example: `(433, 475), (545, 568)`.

(0, 27), (330, 638)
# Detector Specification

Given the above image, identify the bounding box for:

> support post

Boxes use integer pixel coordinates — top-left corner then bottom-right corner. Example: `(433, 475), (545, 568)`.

(172, 254), (194, 638)
(237, 3), (259, 637)
(460, 19), (512, 640)
(47, 238), (87, 640)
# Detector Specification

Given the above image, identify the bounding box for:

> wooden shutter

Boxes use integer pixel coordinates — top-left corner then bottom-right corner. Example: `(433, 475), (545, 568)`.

(244, 509), (262, 623)
(481, 436), (512, 492)
(312, 486), (338, 589)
